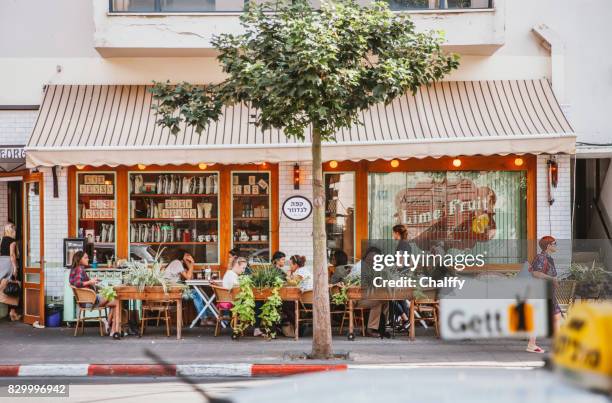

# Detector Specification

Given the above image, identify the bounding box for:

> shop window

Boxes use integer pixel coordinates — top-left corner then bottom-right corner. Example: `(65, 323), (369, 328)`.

(325, 172), (356, 264)
(128, 171), (220, 265)
(232, 171), (271, 263)
(368, 171), (527, 264)
(76, 172), (117, 266)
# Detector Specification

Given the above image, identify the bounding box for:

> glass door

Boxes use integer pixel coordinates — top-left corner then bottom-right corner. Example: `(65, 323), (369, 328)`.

(22, 174), (45, 325)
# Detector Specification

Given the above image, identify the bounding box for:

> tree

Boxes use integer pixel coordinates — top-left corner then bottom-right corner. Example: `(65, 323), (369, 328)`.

(151, 0), (458, 358)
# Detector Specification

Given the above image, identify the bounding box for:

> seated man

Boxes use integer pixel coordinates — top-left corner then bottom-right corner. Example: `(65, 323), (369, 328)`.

(164, 249), (211, 325)
(352, 247), (390, 338)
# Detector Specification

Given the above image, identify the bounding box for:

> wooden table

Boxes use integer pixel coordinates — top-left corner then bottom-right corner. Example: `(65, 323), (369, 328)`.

(112, 286), (184, 340)
(346, 288), (431, 341)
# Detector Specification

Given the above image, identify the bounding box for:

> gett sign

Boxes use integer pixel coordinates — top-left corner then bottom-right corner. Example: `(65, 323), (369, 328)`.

(440, 299), (549, 340)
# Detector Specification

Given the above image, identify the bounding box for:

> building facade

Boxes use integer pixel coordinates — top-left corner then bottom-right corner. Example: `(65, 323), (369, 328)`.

(2, 0), (607, 324)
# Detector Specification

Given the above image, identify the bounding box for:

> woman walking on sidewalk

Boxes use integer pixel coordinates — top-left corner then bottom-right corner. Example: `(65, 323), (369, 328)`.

(0, 223), (21, 321)
(526, 236), (562, 353)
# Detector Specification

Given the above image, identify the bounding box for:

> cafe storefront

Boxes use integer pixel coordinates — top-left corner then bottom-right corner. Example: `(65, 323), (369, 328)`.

(24, 79), (575, 322)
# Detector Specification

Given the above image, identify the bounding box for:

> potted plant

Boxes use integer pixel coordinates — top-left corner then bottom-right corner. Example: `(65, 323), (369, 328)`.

(566, 262), (609, 299)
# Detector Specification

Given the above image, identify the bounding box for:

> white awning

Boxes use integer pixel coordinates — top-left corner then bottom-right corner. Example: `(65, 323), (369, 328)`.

(26, 80), (575, 167)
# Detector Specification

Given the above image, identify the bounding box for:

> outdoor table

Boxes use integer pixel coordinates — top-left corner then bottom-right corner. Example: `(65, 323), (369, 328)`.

(112, 286), (184, 340)
(185, 279), (223, 328)
(346, 288), (419, 341)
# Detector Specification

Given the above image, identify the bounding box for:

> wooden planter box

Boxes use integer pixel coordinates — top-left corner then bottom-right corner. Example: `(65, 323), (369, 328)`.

(251, 286), (301, 301)
(114, 285), (183, 300)
(346, 286), (362, 300)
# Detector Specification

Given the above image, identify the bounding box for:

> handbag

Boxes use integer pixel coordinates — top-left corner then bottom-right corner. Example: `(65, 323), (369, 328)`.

(4, 275), (21, 298)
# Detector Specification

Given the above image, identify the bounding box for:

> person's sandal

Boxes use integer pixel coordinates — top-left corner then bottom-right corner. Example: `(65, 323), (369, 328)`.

(9, 311), (21, 322)
(526, 345), (545, 353)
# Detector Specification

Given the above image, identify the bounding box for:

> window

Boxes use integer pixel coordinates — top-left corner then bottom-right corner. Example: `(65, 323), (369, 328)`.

(128, 171), (220, 264)
(76, 172), (117, 266)
(110, 0), (246, 12)
(325, 172), (356, 263)
(231, 171), (271, 263)
(368, 171), (527, 263)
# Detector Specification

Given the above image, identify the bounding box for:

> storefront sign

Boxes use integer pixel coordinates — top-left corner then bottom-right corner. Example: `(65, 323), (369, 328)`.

(282, 195), (312, 221)
(394, 178), (497, 250)
(0, 146), (25, 163)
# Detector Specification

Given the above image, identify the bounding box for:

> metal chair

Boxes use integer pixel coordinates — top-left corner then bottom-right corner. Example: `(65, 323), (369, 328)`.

(140, 301), (171, 337)
(70, 286), (107, 337)
(555, 280), (577, 316)
(211, 285), (237, 336)
(413, 298), (440, 338)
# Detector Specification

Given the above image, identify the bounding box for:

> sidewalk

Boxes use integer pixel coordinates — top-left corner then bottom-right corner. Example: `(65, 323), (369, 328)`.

(0, 321), (550, 367)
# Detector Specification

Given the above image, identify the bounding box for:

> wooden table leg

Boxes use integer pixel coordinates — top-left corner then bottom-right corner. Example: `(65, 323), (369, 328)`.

(409, 298), (415, 341)
(114, 298), (122, 337)
(294, 300), (299, 341)
(349, 300), (354, 337)
(176, 298), (182, 340)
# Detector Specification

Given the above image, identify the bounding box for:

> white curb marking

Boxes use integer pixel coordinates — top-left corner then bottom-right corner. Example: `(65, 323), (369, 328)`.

(177, 364), (253, 377)
(19, 364), (90, 377)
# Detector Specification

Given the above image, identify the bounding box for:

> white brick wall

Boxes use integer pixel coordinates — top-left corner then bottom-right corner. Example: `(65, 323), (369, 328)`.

(278, 161), (314, 264)
(41, 167), (69, 298)
(0, 182), (8, 229)
(536, 154), (572, 272)
(0, 110), (37, 145)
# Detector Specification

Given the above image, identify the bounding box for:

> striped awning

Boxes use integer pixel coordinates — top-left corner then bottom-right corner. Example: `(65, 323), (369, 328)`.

(26, 79), (575, 167)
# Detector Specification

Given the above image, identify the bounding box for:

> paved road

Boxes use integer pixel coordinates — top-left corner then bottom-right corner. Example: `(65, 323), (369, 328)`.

(0, 321), (550, 365)
(0, 377), (276, 403)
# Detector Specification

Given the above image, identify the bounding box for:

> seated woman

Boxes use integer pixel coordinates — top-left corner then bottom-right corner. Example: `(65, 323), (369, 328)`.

(69, 251), (118, 336)
(287, 255), (312, 292)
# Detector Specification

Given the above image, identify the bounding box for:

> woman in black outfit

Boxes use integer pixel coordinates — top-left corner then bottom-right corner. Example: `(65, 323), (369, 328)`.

(392, 224), (411, 331)
(0, 223), (21, 321)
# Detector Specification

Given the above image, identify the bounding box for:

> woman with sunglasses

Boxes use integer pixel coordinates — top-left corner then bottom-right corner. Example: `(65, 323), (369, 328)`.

(526, 236), (561, 353)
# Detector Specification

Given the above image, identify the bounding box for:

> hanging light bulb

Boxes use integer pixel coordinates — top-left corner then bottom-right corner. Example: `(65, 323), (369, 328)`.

(198, 163), (208, 170)
(137, 164), (147, 170)
(329, 160), (338, 169)
(514, 157), (524, 167)
(76, 165), (85, 170)
(452, 158), (462, 168)
(390, 159), (400, 168)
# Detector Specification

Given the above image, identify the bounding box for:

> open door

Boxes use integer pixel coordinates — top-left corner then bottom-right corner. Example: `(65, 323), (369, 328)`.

(22, 173), (44, 325)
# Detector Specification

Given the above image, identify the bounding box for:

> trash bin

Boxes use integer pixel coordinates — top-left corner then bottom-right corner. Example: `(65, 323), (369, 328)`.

(45, 304), (63, 327)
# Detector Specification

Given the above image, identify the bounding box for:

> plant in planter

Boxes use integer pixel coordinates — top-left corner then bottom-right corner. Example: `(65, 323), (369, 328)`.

(121, 259), (180, 294)
(331, 277), (361, 306)
(566, 262), (609, 298)
(258, 276), (284, 339)
(231, 275), (256, 337)
(100, 284), (117, 302)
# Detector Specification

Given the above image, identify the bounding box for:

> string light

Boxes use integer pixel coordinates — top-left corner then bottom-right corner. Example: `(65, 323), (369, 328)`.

(514, 157), (524, 167)
(137, 164), (147, 170)
(76, 165), (85, 170)
(198, 163), (208, 170)
(390, 159), (400, 168)
(452, 158), (462, 168)
(329, 160), (338, 169)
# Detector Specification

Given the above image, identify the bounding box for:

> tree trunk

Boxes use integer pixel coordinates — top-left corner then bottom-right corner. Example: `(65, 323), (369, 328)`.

(311, 126), (333, 359)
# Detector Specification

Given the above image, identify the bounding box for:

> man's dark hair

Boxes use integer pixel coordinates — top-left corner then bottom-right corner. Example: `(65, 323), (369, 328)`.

(362, 246), (382, 260)
(229, 247), (242, 257)
(333, 250), (348, 266)
(271, 251), (286, 262)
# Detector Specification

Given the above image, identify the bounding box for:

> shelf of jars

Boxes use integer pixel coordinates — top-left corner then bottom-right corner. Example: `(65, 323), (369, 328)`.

(76, 172), (117, 264)
(129, 171), (220, 264)
(232, 171), (271, 261)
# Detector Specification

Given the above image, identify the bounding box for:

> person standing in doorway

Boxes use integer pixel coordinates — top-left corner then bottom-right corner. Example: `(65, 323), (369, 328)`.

(0, 223), (21, 321)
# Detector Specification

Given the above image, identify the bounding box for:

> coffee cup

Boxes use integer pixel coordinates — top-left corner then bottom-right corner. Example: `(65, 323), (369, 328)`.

(204, 234), (211, 242)
(211, 234), (217, 242)
(197, 235), (205, 242)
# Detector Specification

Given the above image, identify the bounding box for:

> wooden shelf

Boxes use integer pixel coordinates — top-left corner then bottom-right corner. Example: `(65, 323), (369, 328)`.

(130, 193), (217, 198)
(233, 217), (269, 221)
(233, 194), (269, 197)
(130, 218), (217, 222)
(78, 194), (115, 197)
(130, 242), (218, 245)
(79, 218), (115, 222)
(234, 241), (269, 244)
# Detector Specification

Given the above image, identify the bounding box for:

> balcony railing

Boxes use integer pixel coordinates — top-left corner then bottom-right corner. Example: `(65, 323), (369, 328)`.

(109, 0), (493, 13)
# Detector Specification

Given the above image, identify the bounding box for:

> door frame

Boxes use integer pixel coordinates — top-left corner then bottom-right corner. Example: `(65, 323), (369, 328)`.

(21, 171), (45, 325)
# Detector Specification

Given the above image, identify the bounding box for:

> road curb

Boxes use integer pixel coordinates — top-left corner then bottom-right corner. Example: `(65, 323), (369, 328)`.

(0, 363), (348, 378)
